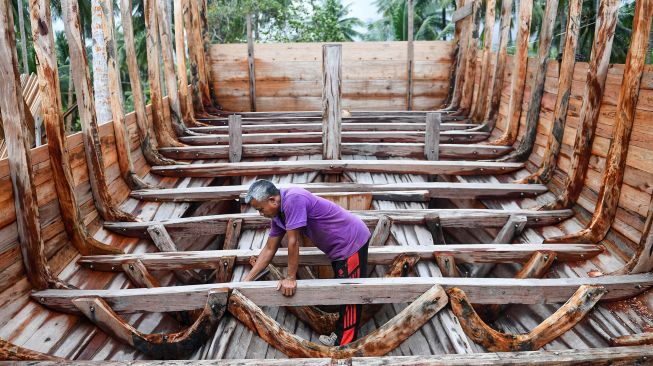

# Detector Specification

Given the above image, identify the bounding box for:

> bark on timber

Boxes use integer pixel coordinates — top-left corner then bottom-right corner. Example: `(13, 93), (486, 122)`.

(188, 0), (218, 114)
(182, 0), (208, 117)
(458, 0), (481, 116)
(198, 0), (221, 109)
(173, 0), (203, 127)
(444, 0), (468, 110)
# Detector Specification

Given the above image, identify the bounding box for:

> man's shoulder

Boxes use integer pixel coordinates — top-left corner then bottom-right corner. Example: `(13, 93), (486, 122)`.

(283, 187), (314, 200)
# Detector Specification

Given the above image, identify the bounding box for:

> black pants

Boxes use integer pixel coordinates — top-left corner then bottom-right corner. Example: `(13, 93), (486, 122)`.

(331, 242), (369, 346)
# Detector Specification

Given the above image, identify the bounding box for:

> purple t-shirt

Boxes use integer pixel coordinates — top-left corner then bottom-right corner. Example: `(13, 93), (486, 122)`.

(269, 187), (371, 260)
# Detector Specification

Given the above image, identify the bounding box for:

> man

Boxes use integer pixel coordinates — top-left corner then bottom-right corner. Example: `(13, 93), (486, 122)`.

(243, 179), (371, 347)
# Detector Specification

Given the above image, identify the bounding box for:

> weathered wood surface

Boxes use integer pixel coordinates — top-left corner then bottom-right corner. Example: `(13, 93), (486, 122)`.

(547, 0), (619, 210)
(150, 160), (525, 177)
(246, 14), (256, 112)
(424, 113), (440, 160)
(61, 0), (136, 221)
(451, 0), (473, 22)
(612, 333), (653, 347)
(516, 0), (582, 183)
(147, 224), (206, 284)
(122, 259), (160, 288)
(28, 0), (123, 256)
(322, 44), (342, 160)
(472, 0), (495, 122)
(77, 244), (602, 271)
(0, 0), (64, 290)
(228, 115), (242, 163)
(467, 215), (527, 278)
(187, 0), (216, 113)
(546, 0), (653, 244)
(498, 0), (558, 161)
(73, 289), (228, 358)
(445, 0), (468, 110)
(0, 338), (63, 361)
(31, 274), (653, 314)
(483, 0), (513, 127)
(616, 196), (653, 274)
(120, 0), (178, 165)
(490, 0), (533, 145)
(130, 181), (547, 202)
(228, 285), (447, 358)
(458, 0), (480, 114)
(173, 0), (200, 126)
(406, 0), (414, 110)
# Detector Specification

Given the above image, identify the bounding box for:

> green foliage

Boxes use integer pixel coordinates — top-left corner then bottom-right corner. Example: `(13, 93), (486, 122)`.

(364, 0), (454, 41)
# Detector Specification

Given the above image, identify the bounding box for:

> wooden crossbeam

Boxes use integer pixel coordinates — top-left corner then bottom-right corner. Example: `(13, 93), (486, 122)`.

(199, 110), (455, 120)
(31, 274), (653, 314)
(77, 244), (603, 272)
(103, 208), (573, 238)
(129, 182), (547, 202)
(150, 160), (525, 178)
(159, 142), (509, 160)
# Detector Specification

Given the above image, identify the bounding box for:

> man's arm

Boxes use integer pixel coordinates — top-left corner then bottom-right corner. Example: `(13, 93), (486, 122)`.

(243, 234), (283, 281)
(277, 229), (300, 296)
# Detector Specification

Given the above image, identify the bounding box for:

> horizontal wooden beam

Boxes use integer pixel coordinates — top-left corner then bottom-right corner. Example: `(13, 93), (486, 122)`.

(200, 110), (457, 120)
(77, 244), (603, 272)
(159, 142), (508, 160)
(188, 124), (487, 137)
(130, 182), (546, 202)
(103, 208), (573, 238)
(150, 160), (526, 178)
(32, 273), (653, 314)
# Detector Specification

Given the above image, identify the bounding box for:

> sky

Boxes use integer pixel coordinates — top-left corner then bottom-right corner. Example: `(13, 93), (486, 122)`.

(344, 0), (382, 37)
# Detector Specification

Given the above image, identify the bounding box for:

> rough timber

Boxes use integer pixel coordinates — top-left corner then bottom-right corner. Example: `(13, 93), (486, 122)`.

(1, 0), (653, 363)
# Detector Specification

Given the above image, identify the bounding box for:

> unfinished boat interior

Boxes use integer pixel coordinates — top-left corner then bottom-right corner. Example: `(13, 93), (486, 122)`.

(1, 0), (653, 363)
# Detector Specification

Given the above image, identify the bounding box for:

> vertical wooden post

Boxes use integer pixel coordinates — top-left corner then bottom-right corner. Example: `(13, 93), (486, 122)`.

(198, 0), (220, 108)
(621, 196), (653, 274)
(499, 0), (559, 161)
(61, 0), (137, 222)
(229, 115), (243, 163)
(17, 0), (29, 74)
(121, 0), (178, 165)
(546, 0), (619, 210)
(546, 0), (653, 244)
(188, 0), (216, 113)
(459, 0), (481, 115)
(29, 0), (123, 255)
(183, 0), (207, 117)
(322, 44), (342, 160)
(246, 14), (257, 112)
(406, 0), (414, 111)
(425, 113), (441, 160)
(490, 0), (533, 146)
(173, 0), (202, 127)
(97, 0), (151, 189)
(445, 0), (468, 110)
(91, 0), (112, 124)
(516, 0), (582, 183)
(0, 0), (65, 290)
(473, 0), (496, 122)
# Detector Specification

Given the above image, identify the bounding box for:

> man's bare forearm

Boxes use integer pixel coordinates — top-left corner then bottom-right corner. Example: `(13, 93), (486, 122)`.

(244, 236), (280, 281)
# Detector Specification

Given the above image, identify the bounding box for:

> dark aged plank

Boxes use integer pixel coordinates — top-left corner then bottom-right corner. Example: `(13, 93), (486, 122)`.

(188, 124), (488, 136)
(150, 160), (526, 178)
(103, 208), (573, 238)
(31, 274), (653, 314)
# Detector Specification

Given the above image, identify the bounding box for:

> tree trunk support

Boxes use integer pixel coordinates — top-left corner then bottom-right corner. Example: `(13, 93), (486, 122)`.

(322, 44), (342, 160)
(247, 14), (257, 112)
(187, 0), (219, 114)
(457, 0), (481, 116)
(444, 0), (469, 110)
(406, 0), (414, 110)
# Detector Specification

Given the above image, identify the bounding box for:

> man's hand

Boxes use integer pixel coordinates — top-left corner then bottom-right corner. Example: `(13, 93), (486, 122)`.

(277, 277), (297, 297)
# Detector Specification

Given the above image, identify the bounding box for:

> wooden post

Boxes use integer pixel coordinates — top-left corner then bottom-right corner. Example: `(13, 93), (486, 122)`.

(0, 0), (66, 290)
(499, 0), (559, 161)
(468, 215), (527, 278)
(228, 115), (243, 163)
(406, 0), (414, 110)
(188, 0), (216, 113)
(183, 0), (208, 117)
(545, 0), (653, 244)
(472, 0), (496, 122)
(247, 14), (257, 112)
(120, 0), (178, 166)
(490, 0), (533, 146)
(97, 0), (151, 189)
(198, 0), (220, 108)
(425, 112), (441, 160)
(28, 0), (124, 256)
(322, 44), (342, 160)
(173, 0), (202, 127)
(546, 0), (619, 210)
(615, 196), (653, 274)
(516, 0), (582, 184)
(61, 0), (137, 222)
(445, 0), (468, 110)
(459, 0), (481, 115)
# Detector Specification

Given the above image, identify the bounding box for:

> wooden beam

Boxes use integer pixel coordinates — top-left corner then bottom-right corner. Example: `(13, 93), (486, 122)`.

(187, 0), (216, 113)
(472, 0), (496, 122)
(369, 215), (393, 246)
(322, 44), (342, 160)
(445, 0), (469, 110)
(435, 255), (460, 277)
(173, 0), (197, 126)
(28, 0), (123, 256)
(546, 0), (619, 210)
(188, 122), (485, 134)
(73, 289), (228, 358)
(544, 0), (653, 244)
(223, 218), (243, 250)
(458, 0), (481, 115)
(0, 0), (65, 289)
(61, 0), (137, 221)
(615, 195), (653, 274)
(182, 0), (207, 117)
(498, 0), (558, 161)
(31, 274), (653, 314)
(449, 285), (606, 351)
(516, 0), (582, 184)
(228, 285), (447, 358)
(228, 115), (242, 163)
(147, 224), (206, 284)
(0, 338), (64, 361)
(150, 160), (526, 178)
(611, 333), (653, 347)
(424, 113), (440, 160)
(468, 215), (527, 278)
(77, 244), (602, 272)
(122, 259), (160, 288)
(406, 0), (414, 110)
(120, 0), (179, 165)
(489, 0), (533, 146)
(246, 14), (256, 112)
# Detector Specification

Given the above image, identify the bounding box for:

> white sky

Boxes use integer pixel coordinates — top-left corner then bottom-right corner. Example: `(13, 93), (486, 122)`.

(345, 0), (382, 24)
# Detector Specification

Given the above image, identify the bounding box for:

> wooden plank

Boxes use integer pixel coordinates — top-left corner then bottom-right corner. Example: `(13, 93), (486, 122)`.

(102, 208), (573, 238)
(246, 14), (256, 112)
(483, 0), (513, 125)
(31, 273), (653, 313)
(150, 160), (526, 178)
(406, 0), (414, 110)
(472, 0), (496, 122)
(322, 44), (342, 160)
(451, 1), (474, 22)
(77, 244), (603, 271)
(425, 113), (441, 160)
(228, 115), (242, 163)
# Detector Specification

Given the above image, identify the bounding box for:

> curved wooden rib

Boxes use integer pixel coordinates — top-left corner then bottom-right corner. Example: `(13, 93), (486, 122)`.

(515, 0), (582, 183)
(543, 1), (653, 244)
(613, 196), (653, 275)
(198, 0), (221, 109)
(60, 0), (137, 222)
(147, 224), (210, 284)
(0, 338), (64, 361)
(228, 285), (447, 358)
(449, 285), (606, 352)
(187, 0), (219, 114)
(120, 0), (180, 166)
(457, 0), (480, 116)
(28, 0), (123, 256)
(611, 332), (653, 347)
(442, 0), (465, 110)
(73, 289), (228, 359)
(472, 0), (495, 122)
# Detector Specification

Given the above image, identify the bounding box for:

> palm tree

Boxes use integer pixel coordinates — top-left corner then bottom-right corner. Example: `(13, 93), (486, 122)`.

(365, 0), (454, 41)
